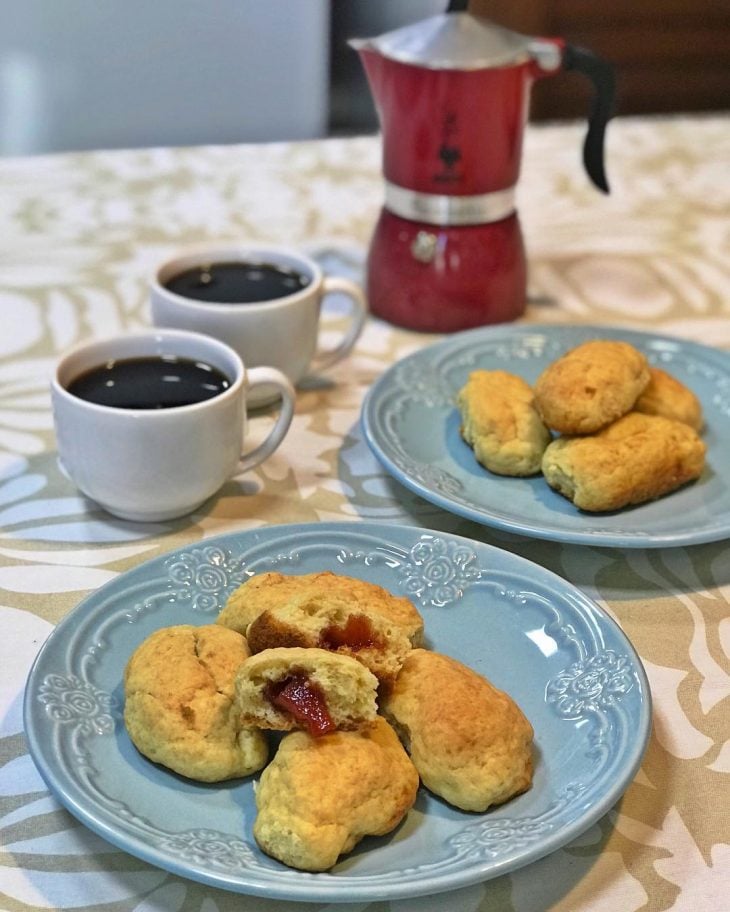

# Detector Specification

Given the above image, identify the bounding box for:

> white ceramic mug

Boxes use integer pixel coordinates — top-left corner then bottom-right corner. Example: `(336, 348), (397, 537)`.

(150, 244), (367, 407)
(51, 329), (295, 522)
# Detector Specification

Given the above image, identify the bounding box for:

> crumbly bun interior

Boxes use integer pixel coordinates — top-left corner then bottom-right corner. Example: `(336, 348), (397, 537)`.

(246, 591), (413, 689)
(235, 646), (379, 733)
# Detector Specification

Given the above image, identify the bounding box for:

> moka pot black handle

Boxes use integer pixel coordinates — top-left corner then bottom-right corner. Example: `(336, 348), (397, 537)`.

(564, 44), (616, 193)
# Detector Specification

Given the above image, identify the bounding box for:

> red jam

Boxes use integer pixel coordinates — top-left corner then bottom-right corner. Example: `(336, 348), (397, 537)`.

(320, 615), (381, 651)
(265, 674), (335, 736)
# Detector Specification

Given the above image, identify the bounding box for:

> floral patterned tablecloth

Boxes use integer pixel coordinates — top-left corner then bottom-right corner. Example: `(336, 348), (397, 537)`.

(1, 115), (728, 912)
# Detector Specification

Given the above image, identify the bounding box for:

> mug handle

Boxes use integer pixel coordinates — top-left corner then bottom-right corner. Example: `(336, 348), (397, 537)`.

(310, 276), (367, 372)
(238, 367), (296, 473)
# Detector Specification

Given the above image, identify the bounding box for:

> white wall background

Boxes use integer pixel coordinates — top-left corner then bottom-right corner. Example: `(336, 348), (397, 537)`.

(0, 0), (330, 155)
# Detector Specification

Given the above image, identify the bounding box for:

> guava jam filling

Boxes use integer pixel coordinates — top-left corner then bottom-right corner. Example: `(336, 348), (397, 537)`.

(320, 615), (382, 651)
(265, 673), (335, 736)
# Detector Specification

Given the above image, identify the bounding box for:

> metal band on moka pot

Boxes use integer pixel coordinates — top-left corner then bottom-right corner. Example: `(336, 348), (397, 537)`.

(384, 181), (516, 226)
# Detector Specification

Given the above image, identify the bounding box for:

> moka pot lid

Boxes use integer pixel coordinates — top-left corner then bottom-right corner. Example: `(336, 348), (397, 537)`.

(349, 12), (538, 71)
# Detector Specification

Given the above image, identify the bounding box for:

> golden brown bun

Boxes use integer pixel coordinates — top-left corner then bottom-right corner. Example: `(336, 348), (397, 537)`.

(246, 592), (413, 690)
(234, 647), (378, 734)
(218, 571), (424, 646)
(534, 339), (650, 434)
(253, 717), (419, 871)
(380, 649), (533, 812)
(541, 411), (706, 512)
(456, 370), (551, 476)
(634, 366), (703, 431)
(123, 625), (268, 782)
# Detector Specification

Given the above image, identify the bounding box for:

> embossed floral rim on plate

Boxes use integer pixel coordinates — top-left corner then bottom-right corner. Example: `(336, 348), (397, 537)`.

(24, 522), (651, 903)
(361, 324), (730, 547)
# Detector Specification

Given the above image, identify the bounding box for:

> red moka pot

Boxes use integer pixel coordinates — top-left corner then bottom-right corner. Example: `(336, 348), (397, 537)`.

(351, 4), (615, 332)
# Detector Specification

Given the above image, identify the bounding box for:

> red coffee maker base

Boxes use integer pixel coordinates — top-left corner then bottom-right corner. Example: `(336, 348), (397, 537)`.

(366, 209), (527, 333)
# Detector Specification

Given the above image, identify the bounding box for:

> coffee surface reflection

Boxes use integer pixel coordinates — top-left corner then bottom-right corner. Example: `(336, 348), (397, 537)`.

(164, 261), (310, 304)
(66, 355), (231, 409)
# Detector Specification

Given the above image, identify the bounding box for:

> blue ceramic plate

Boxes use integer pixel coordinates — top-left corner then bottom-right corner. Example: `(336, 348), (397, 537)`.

(362, 325), (730, 548)
(24, 522), (650, 903)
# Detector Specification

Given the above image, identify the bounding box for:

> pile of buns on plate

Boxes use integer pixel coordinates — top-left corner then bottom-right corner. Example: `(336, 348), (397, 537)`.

(123, 571), (534, 872)
(457, 339), (706, 512)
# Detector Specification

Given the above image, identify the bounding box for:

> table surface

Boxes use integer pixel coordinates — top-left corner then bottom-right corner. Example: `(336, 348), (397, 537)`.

(1, 114), (728, 912)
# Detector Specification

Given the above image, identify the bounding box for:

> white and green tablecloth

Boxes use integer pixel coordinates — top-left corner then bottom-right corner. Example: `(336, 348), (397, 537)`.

(1, 115), (728, 911)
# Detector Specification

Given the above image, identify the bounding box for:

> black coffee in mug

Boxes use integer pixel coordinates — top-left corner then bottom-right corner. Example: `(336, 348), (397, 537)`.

(164, 261), (310, 304)
(66, 355), (231, 409)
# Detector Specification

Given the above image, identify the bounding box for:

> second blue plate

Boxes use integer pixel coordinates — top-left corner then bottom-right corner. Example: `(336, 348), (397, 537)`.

(362, 324), (730, 547)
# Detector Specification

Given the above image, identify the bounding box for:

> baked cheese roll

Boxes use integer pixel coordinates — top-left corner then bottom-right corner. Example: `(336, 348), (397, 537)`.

(123, 625), (268, 782)
(246, 591), (413, 690)
(234, 647), (378, 736)
(534, 339), (650, 434)
(218, 571), (424, 647)
(456, 369), (551, 476)
(253, 717), (419, 871)
(541, 411), (706, 512)
(381, 649), (533, 812)
(634, 366), (703, 431)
